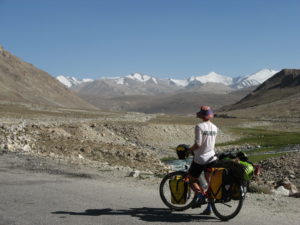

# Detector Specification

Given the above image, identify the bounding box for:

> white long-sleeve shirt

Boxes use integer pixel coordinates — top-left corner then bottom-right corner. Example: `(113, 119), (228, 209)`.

(193, 121), (218, 165)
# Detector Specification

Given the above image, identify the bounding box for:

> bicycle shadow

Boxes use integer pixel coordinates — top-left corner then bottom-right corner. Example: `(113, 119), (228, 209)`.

(52, 207), (220, 223)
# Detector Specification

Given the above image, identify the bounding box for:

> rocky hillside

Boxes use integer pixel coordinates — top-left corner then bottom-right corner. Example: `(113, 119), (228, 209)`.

(0, 46), (96, 110)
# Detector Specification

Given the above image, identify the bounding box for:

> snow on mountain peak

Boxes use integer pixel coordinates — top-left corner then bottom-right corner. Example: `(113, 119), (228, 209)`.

(169, 79), (189, 87)
(56, 75), (93, 88)
(56, 69), (279, 90)
(245, 69), (278, 82)
(189, 72), (233, 86)
(125, 73), (158, 84)
(233, 69), (278, 89)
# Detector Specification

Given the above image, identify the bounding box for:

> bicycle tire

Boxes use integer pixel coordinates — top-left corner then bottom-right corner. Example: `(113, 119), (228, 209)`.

(210, 184), (245, 221)
(159, 171), (197, 211)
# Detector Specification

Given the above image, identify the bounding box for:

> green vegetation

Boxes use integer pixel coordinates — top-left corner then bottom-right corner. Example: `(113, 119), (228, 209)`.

(217, 128), (300, 162)
(248, 152), (286, 162)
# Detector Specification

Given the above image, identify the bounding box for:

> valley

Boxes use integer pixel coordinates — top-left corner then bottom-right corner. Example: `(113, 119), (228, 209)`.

(0, 46), (299, 225)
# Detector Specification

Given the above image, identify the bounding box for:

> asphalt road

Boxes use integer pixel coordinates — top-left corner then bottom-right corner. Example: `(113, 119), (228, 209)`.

(0, 153), (299, 225)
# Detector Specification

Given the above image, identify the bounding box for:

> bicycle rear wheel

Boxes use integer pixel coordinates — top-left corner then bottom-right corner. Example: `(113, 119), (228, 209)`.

(159, 171), (197, 211)
(210, 185), (245, 221)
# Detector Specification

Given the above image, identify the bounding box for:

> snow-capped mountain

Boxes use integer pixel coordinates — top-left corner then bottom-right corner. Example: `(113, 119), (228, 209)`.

(233, 69), (278, 89)
(167, 72), (233, 88)
(110, 73), (159, 86)
(56, 75), (93, 88)
(125, 73), (158, 84)
(168, 79), (189, 87)
(187, 72), (233, 88)
(57, 69), (278, 91)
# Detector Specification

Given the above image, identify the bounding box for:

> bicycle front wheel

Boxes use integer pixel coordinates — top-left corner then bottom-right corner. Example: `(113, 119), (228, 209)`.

(159, 171), (197, 211)
(210, 185), (245, 221)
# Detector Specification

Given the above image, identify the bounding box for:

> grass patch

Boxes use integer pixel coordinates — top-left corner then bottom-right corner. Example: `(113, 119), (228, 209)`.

(217, 128), (300, 162)
(248, 152), (286, 163)
(217, 128), (300, 148)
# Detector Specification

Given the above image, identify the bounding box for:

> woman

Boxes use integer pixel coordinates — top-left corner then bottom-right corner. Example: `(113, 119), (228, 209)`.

(188, 105), (218, 215)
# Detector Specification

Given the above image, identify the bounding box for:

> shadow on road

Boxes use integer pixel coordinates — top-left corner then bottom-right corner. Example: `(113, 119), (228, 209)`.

(52, 207), (219, 223)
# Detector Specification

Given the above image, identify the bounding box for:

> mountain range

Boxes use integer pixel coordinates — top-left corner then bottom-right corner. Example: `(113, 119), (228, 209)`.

(55, 69), (278, 114)
(2, 45), (298, 119)
(57, 69), (278, 91)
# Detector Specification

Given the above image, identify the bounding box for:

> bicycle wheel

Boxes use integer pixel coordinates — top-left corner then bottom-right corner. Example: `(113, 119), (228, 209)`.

(159, 171), (197, 211)
(210, 184), (245, 221)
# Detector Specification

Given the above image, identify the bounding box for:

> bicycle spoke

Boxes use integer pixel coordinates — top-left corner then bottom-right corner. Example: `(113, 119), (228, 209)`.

(210, 185), (244, 221)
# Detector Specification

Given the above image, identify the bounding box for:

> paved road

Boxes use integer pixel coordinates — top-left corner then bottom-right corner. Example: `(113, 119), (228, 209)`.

(0, 153), (299, 225)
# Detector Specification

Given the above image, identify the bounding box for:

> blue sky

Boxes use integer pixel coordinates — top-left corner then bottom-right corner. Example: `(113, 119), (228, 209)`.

(0, 0), (299, 79)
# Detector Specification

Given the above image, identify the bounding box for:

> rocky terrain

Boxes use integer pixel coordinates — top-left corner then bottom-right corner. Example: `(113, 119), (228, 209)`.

(0, 115), (163, 174)
(0, 114), (233, 173)
(0, 105), (299, 197)
(258, 152), (300, 194)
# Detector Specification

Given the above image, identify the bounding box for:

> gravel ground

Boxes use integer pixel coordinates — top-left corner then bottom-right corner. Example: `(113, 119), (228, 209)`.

(0, 151), (299, 225)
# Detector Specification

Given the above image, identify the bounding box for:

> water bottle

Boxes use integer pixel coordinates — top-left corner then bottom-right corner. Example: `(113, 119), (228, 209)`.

(199, 172), (208, 189)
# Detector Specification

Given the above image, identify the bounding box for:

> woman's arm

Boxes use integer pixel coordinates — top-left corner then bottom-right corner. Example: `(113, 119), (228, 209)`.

(189, 143), (199, 152)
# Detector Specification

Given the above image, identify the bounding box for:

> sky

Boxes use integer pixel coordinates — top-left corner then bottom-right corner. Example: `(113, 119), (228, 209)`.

(0, 0), (299, 80)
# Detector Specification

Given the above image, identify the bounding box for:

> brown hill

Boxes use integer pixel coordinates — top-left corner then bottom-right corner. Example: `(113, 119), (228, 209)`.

(221, 69), (300, 120)
(0, 46), (96, 109)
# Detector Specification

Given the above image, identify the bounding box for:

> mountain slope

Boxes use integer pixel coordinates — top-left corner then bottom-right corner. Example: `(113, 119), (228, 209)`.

(221, 69), (300, 120)
(0, 46), (96, 109)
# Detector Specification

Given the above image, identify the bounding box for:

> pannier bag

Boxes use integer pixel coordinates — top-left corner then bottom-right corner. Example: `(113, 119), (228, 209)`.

(215, 160), (246, 183)
(230, 183), (241, 199)
(210, 168), (225, 200)
(169, 175), (190, 204)
(210, 168), (233, 201)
